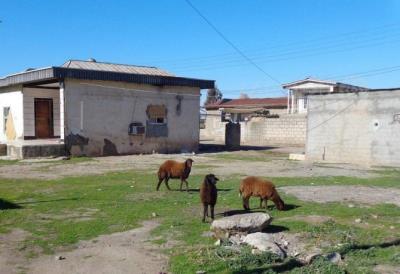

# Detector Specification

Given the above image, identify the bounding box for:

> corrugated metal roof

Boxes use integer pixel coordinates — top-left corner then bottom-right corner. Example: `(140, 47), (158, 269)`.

(62, 60), (174, 77)
(0, 60), (214, 89)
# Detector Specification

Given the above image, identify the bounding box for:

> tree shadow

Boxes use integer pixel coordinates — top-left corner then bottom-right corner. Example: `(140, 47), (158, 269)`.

(199, 143), (277, 154)
(17, 197), (81, 205)
(0, 198), (22, 210)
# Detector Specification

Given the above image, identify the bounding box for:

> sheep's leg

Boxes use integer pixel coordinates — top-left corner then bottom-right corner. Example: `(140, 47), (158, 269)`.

(242, 196), (250, 210)
(185, 180), (189, 192)
(180, 179), (184, 191)
(263, 198), (268, 210)
(165, 177), (171, 191)
(259, 198), (263, 209)
(156, 178), (163, 191)
(202, 204), (208, 222)
(210, 205), (215, 220)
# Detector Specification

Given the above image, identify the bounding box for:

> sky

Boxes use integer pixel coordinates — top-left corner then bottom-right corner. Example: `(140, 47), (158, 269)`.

(1, 0), (400, 102)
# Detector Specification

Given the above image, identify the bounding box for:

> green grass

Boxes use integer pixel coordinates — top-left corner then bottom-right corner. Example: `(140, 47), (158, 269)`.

(0, 159), (19, 166)
(0, 169), (399, 273)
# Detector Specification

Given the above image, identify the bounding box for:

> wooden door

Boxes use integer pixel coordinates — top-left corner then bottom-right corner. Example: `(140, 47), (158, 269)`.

(35, 98), (53, 138)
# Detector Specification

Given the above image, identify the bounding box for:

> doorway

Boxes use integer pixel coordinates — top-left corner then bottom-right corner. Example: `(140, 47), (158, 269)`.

(34, 98), (54, 138)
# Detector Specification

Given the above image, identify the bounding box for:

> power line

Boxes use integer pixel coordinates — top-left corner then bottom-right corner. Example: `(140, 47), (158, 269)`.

(145, 22), (400, 66)
(218, 64), (400, 97)
(184, 0), (281, 86)
(173, 37), (400, 73)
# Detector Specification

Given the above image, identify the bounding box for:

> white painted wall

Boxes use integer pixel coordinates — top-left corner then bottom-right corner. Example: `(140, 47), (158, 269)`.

(0, 86), (24, 142)
(22, 87), (61, 137)
(63, 79), (201, 156)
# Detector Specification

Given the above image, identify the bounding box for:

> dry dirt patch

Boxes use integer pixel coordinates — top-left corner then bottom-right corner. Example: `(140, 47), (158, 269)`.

(0, 221), (168, 274)
(0, 152), (375, 180)
(280, 186), (400, 206)
(28, 220), (167, 274)
(0, 229), (32, 274)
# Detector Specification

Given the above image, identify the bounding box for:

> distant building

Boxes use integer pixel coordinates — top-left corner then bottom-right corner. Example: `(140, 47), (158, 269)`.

(205, 97), (287, 122)
(0, 59), (214, 158)
(283, 78), (368, 114)
(202, 97), (306, 146)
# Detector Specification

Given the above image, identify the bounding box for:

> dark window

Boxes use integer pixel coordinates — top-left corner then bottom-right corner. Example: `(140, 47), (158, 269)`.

(3, 107), (10, 133)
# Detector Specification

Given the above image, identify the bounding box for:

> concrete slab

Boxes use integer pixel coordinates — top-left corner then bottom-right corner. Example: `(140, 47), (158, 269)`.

(6, 139), (66, 159)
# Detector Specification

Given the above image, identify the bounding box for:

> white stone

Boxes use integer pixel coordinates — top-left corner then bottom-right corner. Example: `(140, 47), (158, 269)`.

(242, 232), (285, 258)
(211, 213), (272, 233)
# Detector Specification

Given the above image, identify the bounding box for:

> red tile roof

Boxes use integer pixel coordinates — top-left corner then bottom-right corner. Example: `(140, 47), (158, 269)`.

(205, 97), (287, 110)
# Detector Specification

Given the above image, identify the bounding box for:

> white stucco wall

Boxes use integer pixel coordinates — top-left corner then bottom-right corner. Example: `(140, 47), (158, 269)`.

(63, 79), (201, 156)
(22, 87), (61, 137)
(306, 90), (400, 166)
(0, 86), (24, 142)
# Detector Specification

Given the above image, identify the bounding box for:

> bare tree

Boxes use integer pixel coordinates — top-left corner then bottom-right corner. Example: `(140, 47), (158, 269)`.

(205, 86), (223, 105)
(239, 92), (249, 99)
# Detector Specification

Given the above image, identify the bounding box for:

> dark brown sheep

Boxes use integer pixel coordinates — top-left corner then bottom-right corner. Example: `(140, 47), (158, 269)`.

(156, 159), (194, 191)
(239, 176), (285, 211)
(200, 174), (219, 222)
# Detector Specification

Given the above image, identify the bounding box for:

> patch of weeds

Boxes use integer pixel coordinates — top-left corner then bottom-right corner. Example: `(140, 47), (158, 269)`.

(216, 245), (281, 272)
(152, 238), (167, 245)
(309, 220), (357, 248)
(290, 256), (345, 274)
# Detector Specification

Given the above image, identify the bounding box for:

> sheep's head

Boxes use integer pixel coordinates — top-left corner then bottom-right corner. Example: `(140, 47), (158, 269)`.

(205, 174), (219, 185)
(274, 196), (285, 211)
(185, 158), (194, 168)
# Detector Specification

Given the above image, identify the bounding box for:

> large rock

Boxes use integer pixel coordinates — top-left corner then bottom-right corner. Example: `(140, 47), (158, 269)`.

(211, 213), (272, 234)
(242, 232), (285, 258)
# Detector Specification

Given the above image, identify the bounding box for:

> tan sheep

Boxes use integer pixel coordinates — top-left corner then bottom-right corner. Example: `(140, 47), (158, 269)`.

(239, 176), (285, 211)
(156, 159), (194, 191)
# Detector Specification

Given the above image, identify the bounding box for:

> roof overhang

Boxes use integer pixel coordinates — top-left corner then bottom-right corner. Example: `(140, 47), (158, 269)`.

(220, 107), (265, 114)
(282, 78), (336, 89)
(0, 67), (215, 89)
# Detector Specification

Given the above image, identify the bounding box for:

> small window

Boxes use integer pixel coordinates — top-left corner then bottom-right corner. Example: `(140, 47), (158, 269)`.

(146, 105), (167, 124)
(149, 117), (166, 124)
(3, 107), (10, 133)
(146, 105), (168, 137)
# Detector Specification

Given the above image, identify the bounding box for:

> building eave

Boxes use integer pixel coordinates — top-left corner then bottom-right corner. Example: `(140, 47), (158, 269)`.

(0, 67), (215, 89)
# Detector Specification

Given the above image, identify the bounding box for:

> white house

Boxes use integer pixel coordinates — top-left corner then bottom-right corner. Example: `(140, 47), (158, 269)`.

(0, 59), (214, 158)
(283, 78), (368, 114)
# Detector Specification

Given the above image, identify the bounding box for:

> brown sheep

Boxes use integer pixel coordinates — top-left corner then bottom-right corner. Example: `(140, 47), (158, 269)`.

(156, 159), (194, 191)
(200, 174), (219, 222)
(239, 176), (285, 211)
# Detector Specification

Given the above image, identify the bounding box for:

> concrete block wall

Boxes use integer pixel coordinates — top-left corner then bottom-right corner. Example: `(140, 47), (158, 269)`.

(201, 111), (306, 146)
(306, 90), (400, 166)
(241, 116), (306, 146)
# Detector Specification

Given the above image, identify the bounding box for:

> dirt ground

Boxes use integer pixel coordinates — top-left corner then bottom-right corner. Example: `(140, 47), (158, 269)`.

(1, 221), (168, 274)
(1, 146), (397, 273)
(280, 185), (400, 207)
(0, 148), (375, 180)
